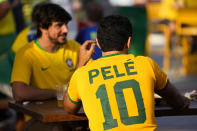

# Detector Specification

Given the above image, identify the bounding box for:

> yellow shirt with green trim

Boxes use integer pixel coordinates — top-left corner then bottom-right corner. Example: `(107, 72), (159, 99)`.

(0, 0), (16, 34)
(68, 53), (168, 131)
(11, 39), (80, 90)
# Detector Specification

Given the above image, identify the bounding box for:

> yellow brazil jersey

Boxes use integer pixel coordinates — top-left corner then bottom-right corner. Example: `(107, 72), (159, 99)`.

(68, 53), (168, 131)
(11, 39), (80, 90)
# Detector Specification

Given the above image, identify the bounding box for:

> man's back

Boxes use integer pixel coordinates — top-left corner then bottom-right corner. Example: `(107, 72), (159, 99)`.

(68, 53), (168, 131)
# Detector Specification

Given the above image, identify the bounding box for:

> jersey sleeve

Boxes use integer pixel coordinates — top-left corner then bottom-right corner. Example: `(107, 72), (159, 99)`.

(11, 48), (32, 85)
(67, 71), (81, 104)
(147, 57), (168, 90)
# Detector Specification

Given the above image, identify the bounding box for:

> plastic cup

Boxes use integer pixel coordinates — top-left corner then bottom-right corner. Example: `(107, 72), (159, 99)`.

(56, 85), (68, 107)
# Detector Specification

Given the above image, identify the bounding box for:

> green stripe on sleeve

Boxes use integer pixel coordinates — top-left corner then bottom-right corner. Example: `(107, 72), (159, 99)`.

(68, 93), (81, 104)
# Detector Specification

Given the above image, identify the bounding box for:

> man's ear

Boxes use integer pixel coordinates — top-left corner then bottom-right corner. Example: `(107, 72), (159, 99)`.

(40, 27), (47, 34)
(124, 37), (131, 49)
(96, 38), (101, 49)
(127, 37), (131, 49)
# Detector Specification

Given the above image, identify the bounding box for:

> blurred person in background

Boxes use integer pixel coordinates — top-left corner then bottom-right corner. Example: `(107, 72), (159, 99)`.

(0, 1), (21, 130)
(0, 2), (43, 99)
(0, 0), (20, 106)
(76, 2), (103, 60)
(81, 0), (115, 17)
(0, 0), (20, 56)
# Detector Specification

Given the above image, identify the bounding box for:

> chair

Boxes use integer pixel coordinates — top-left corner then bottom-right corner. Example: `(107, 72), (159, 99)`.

(146, 2), (162, 55)
(146, 2), (172, 71)
(176, 8), (197, 75)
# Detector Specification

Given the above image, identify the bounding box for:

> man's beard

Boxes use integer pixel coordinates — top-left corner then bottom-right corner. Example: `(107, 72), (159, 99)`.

(48, 33), (67, 45)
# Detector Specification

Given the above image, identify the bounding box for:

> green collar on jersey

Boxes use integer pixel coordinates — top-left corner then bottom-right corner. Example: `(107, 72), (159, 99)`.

(35, 39), (60, 53)
(100, 53), (122, 59)
(35, 39), (47, 52)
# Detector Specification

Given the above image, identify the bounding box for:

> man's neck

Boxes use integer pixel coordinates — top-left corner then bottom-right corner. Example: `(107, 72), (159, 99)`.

(102, 50), (128, 56)
(38, 37), (59, 53)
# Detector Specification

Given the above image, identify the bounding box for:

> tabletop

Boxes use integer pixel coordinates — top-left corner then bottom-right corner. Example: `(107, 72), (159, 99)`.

(8, 99), (87, 123)
(9, 98), (197, 123)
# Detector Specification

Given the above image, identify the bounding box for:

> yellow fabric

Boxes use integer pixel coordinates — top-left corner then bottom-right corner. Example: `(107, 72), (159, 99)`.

(11, 39), (80, 90)
(11, 26), (30, 53)
(159, 0), (183, 21)
(0, 0), (15, 34)
(184, 0), (197, 8)
(68, 53), (168, 131)
(0, 11), (15, 34)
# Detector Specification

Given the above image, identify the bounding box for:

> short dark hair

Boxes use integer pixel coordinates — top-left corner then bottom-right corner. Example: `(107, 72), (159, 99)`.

(35, 3), (72, 37)
(85, 2), (103, 23)
(31, 2), (45, 26)
(97, 15), (132, 52)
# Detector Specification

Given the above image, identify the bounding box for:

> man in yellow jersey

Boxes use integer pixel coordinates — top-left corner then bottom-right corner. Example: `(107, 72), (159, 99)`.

(10, 2), (84, 130)
(11, 2), (80, 102)
(64, 15), (190, 131)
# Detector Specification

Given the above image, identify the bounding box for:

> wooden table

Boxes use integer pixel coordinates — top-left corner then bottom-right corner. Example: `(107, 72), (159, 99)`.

(9, 99), (197, 123)
(9, 99), (87, 123)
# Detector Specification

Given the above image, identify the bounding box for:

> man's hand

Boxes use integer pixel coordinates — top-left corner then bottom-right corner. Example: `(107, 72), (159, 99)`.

(181, 96), (190, 110)
(77, 40), (96, 68)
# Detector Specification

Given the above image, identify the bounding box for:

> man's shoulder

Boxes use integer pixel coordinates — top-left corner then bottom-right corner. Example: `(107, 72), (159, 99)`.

(16, 41), (35, 55)
(133, 55), (152, 62)
(67, 39), (80, 44)
(64, 39), (80, 49)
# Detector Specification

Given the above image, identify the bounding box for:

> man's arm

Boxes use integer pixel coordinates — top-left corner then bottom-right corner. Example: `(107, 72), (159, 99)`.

(11, 82), (56, 102)
(64, 40), (95, 114)
(76, 40), (95, 69)
(155, 81), (190, 110)
(64, 90), (81, 114)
